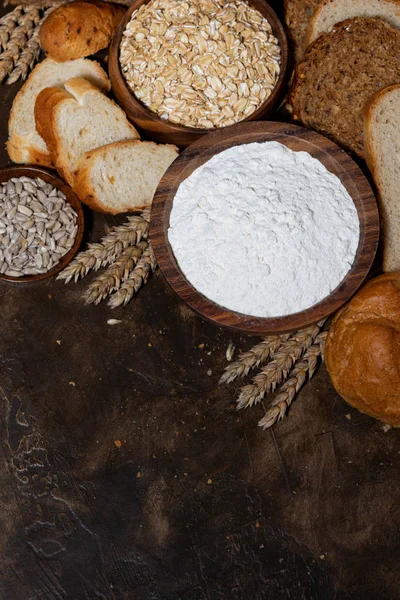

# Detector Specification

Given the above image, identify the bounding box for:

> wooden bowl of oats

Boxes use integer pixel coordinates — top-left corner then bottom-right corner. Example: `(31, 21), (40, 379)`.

(0, 166), (84, 283)
(108, 0), (289, 148)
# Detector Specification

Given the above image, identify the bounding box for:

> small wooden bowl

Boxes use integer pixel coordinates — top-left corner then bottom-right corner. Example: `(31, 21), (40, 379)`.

(151, 121), (380, 335)
(0, 166), (84, 283)
(108, 0), (289, 148)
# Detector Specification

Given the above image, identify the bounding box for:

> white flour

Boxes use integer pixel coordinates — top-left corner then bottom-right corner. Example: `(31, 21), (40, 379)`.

(168, 141), (360, 317)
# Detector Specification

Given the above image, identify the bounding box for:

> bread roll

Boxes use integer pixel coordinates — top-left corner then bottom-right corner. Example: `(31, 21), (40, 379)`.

(39, 1), (125, 62)
(325, 273), (400, 426)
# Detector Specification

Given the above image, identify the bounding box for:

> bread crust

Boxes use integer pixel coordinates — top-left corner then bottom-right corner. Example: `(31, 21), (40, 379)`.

(39, 1), (125, 62)
(34, 86), (75, 182)
(326, 273), (400, 426)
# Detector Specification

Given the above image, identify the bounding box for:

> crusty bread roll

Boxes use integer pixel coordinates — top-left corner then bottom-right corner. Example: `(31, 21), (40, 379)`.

(325, 273), (400, 426)
(39, 1), (125, 62)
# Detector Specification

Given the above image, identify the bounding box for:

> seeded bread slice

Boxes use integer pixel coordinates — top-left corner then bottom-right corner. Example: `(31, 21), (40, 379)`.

(306, 0), (400, 46)
(364, 84), (400, 272)
(289, 17), (400, 158)
(74, 140), (178, 214)
(284, 0), (321, 63)
(7, 58), (110, 167)
(34, 77), (140, 186)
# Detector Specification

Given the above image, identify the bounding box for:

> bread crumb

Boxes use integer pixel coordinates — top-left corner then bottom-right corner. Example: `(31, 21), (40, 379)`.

(107, 319), (122, 325)
(345, 413), (351, 420)
(207, 369), (212, 376)
(207, 478), (212, 485)
(320, 555), (325, 560)
(69, 381), (76, 386)
(198, 343), (205, 349)
(382, 424), (392, 433)
(137, 471), (141, 478)
(114, 440), (122, 448)
(56, 340), (61, 345)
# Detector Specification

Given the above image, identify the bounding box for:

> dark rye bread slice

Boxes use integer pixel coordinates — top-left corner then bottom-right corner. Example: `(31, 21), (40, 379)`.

(284, 0), (321, 63)
(289, 17), (400, 158)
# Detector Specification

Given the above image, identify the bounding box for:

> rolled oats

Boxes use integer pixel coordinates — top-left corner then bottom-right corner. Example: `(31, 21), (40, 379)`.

(120, 0), (281, 129)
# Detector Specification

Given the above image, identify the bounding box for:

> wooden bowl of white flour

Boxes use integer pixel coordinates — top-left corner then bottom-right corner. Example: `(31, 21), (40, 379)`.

(150, 121), (379, 334)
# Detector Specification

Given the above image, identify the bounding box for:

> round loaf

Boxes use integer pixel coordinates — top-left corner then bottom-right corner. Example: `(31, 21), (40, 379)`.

(289, 17), (400, 158)
(325, 273), (400, 426)
(40, 1), (125, 62)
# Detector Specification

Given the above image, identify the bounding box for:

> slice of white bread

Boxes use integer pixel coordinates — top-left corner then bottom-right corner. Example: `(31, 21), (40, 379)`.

(74, 140), (178, 214)
(7, 58), (110, 168)
(34, 77), (140, 186)
(364, 83), (400, 272)
(306, 0), (400, 46)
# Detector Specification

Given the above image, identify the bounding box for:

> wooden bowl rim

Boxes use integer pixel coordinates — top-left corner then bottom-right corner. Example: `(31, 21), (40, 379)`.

(0, 166), (84, 284)
(109, 0), (289, 135)
(150, 121), (380, 334)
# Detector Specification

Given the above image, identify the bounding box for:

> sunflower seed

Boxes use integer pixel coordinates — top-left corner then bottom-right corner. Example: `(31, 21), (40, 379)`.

(0, 176), (79, 277)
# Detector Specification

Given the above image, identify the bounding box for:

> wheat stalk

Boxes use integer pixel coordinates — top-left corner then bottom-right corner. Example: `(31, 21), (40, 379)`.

(236, 321), (325, 410)
(108, 242), (157, 308)
(258, 331), (328, 429)
(219, 334), (290, 384)
(58, 213), (150, 283)
(84, 242), (146, 306)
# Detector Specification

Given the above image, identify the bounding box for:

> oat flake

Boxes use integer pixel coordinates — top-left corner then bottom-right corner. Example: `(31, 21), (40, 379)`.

(168, 141), (360, 317)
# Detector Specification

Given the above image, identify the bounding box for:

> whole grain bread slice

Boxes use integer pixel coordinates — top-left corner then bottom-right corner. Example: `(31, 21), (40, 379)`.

(74, 140), (178, 214)
(7, 58), (110, 167)
(284, 0), (321, 63)
(289, 17), (400, 158)
(364, 84), (400, 272)
(34, 77), (140, 186)
(306, 0), (400, 46)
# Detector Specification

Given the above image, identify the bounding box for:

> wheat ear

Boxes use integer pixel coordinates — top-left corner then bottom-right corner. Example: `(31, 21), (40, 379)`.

(58, 214), (150, 283)
(219, 334), (290, 384)
(237, 321), (325, 410)
(84, 242), (147, 306)
(6, 4), (59, 84)
(0, 6), (39, 82)
(258, 331), (328, 429)
(108, 243), (157, 308)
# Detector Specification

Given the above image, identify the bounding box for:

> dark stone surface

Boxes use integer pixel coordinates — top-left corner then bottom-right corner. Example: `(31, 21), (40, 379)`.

(0, 3), (399, 599)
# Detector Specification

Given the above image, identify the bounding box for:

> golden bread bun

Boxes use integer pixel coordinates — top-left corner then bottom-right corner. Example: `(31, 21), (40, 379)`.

(40, 1), (125, 62)
(325, 273), (400, 426)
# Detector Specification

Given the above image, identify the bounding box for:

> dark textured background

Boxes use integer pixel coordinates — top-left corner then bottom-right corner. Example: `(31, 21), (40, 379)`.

(0, 2), (400, 599)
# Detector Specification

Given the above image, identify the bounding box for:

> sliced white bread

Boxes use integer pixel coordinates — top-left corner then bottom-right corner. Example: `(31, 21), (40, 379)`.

(306, 0), (400, 46)
(74, 140), (178, 214)
(7, 58), (110, 168)
(34, 77), (140, 186)
(364, 83), (400, 272)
